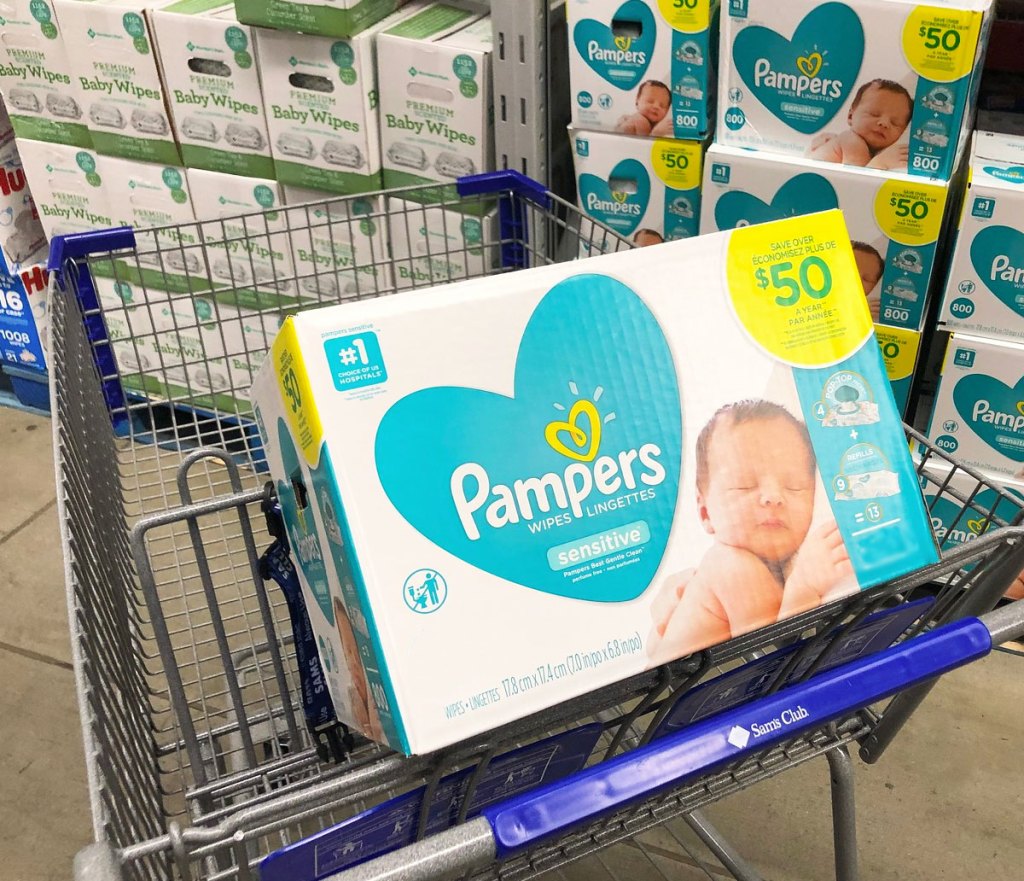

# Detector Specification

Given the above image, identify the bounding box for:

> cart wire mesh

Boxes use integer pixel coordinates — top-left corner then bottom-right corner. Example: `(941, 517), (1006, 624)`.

(50, 174), (1024, 881)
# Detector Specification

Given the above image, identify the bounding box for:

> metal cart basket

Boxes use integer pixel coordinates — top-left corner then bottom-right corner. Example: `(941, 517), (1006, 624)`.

(48, 172), (1024, 881)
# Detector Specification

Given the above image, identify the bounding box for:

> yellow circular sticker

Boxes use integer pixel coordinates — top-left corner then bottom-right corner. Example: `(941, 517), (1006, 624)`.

(725, 212), (873, 368)
(874, 326), (921, 381)
(901, 7), (981, 83)
(657, 0), (710, 34)
(873, 179), (945, 246)
(650, 138), (701, 190)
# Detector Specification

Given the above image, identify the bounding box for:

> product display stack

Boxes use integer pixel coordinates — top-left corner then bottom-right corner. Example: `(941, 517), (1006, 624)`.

(703, 0), (994, 418)
(565, 0), (718, 248)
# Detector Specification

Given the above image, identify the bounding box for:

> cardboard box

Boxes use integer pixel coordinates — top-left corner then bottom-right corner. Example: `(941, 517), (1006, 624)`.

(283, 185), (394, 300)
(257, 3), (427, 195)
(0, 256), (49, 370)
(14, 138), (124, 237)
(54, 0), (180, 163)
(378, 8), (492, 207)
(0, 0), (92, 147)
(718, 0), (992, 180)
(938, 131), (1024, 341)
(927, 333), (1024, 478)
(387, 196), (497, 289)
(701, 143), (957, 330)
(150, 3), (274, 178)
(249, 209), (938, 754)
(0, 138), (47, 268)
(570, 128), (704, 246)
(234, 0), (406, 38)
(567, 0), (718, 139)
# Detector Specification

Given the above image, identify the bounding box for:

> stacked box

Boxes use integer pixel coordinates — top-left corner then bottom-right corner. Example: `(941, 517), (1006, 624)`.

(0, 135), (47, 268)
(0, 0), (92, 147)
(233, 0), (406, 38)
(150, 2), (274, 178)
(570, 128), (704, 246)
(0, 256), (49, 371)
(54, 0), (180, 163)
(378, 7), (492, 207)
(567, 0), (719, 140)
(717, 0), (992, 180)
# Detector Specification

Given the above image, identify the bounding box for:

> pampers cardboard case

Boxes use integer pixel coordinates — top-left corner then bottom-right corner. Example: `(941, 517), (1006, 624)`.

(250, 210), (939, 755)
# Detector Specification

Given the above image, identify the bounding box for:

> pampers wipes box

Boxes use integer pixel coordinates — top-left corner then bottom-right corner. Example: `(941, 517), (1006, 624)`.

(250, 210), (939, 754)
(0, 0), (92, 147)
(939, 131), (1024, 341)
(701, 143), (957, 330)
(150, 2), (274, 179)
(570, 128), (704, 246)
(718, 0), (991, 180)
(927, 333), (1024, 479)
(54, 0), (180, 164)
(567, 0), (718, 140)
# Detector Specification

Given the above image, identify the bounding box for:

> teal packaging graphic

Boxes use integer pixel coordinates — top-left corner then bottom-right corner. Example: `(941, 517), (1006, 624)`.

(570, 128), (704, 247)
(719, 0), (993, 180)
(939, 131), (1024, 342)
(927, 333), (1024, 479)
(250, 210), (937, 755)
(568, 0), (719, 139)
(701, 143), (960, 330)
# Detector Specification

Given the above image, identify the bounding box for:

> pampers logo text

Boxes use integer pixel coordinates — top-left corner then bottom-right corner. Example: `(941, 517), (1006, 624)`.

(585, 190), (643, 217)
(450, 397), (666, 541)
(971, 399), (1024, 433)
(752, 53), (844, 100)
(586, 39), (647, 67)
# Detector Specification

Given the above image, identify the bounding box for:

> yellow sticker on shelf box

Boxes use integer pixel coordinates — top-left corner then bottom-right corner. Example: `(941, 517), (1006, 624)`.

(273, 317), (323, 466)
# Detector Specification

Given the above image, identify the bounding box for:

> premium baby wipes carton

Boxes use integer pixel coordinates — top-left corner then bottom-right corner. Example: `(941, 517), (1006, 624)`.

(250, 209), (938, 754)
(387, 196), (497, 289)
(234, 0), (406, 38)
(54, 0), (180, 164)
(15, 138), (122, 237)
(927, 333), (1024, 478)
(0, 0), (92, 147)
(570, 128), (704, 247)
(283, 185), (394, 300)
(257, 2), (427, 195)
(0, 137), (47, 268)
(567, 0), (718, 140)
(701, 143), (957, 330)
(718, 0), (992, 180)
(150, 2), (274, 178)
(378, 8), (492, 208)
(938, 131), (1024, 342)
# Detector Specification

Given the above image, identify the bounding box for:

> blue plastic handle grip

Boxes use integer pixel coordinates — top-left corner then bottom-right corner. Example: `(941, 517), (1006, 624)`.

(47, 227), (136, 273)
(455, 170), (552, 209)
(481, 617), (992, 858)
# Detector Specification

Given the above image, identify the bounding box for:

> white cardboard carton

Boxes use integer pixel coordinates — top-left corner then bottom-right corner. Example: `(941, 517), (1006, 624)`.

(234, 0), (406, 38)
(257, 3), (427, 195)
(378, 7), (491, 207)
(927, 333), (1024, 478)
(0, 0), (92, 147)
(150, 2), (274, 178)
(567, 0), (718, 140)
(54, 0), (180, 163)
(0, 137), (47, 267)
(701, 143), (957, 330)
(570, 128), (704, 246)
(718, 0), (992, 180)
(249, 210), (938, 754)
(938, 131), (1024, 342)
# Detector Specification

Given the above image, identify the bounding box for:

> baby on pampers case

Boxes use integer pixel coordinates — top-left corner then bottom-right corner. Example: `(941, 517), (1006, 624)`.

(718, 0), (992, 179)
(250, 210), (938, 755)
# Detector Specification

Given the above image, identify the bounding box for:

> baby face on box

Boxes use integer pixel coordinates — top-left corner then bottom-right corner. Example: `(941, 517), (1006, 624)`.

(719, 0), (989, 178)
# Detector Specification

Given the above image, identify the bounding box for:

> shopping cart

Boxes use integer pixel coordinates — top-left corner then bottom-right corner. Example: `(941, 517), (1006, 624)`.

(49, 171), (1024, 881)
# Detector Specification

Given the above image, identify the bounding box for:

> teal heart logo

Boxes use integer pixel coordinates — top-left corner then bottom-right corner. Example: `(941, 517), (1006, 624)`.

(573, 0), (655, 91)
(983, 165), (1024, 185)
(375, 275), (681, 602)
(971, 226), (1024, 318)
(732, 2), (864, 134)
(954, 374), (1024, 462)
(578, 158), (651, 236)
(714, 173), (838, 230)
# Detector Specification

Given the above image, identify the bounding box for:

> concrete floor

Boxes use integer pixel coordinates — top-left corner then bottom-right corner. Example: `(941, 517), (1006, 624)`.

(1, 403), (1021, 881)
